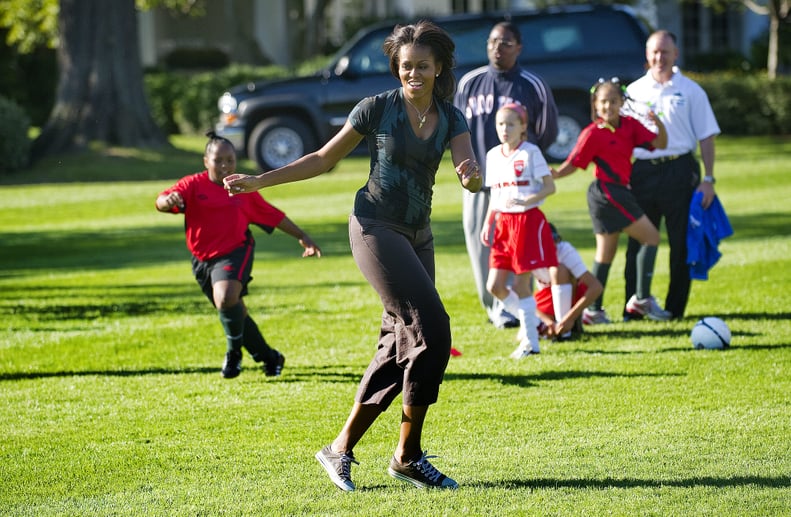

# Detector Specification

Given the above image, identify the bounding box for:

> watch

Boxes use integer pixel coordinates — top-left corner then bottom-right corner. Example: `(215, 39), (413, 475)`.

(702, 176), (716, 184)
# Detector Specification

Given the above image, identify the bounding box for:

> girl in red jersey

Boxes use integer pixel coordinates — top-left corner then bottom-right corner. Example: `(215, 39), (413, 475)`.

(481, 103), (557, 359)
(156, 131), (321, 378)
(552, 79), (669, 325)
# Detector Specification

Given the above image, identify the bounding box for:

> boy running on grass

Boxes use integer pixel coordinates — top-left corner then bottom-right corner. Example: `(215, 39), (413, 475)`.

(155, 131), (321, 378)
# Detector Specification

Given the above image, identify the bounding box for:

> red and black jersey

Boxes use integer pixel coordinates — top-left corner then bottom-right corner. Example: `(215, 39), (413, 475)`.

(569, 116), (656, 186)
(159, 171), (285, 261)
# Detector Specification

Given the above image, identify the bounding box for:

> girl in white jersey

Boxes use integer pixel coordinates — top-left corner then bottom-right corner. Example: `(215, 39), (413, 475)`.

(480, 104), (557, 359)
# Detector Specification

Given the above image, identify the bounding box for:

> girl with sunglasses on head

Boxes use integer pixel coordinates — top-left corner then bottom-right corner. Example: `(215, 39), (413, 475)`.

(551, 79), (670, 325)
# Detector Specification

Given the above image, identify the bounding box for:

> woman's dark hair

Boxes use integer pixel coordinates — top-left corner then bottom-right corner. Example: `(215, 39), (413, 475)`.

(383, 20), (457, 100)
(204, 130), (234, 154)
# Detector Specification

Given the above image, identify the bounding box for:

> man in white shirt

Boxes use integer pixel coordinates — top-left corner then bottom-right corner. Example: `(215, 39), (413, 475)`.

(623, 30), (720, 320)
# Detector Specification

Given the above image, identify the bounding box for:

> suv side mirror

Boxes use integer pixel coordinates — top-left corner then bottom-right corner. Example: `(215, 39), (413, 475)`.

(334, 56), (350, 77)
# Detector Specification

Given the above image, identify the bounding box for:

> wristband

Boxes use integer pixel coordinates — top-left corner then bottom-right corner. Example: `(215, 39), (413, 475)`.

(702, 176), (715, 184)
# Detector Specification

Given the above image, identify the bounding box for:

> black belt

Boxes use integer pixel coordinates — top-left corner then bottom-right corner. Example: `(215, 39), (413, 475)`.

(638, 152), (692, 165)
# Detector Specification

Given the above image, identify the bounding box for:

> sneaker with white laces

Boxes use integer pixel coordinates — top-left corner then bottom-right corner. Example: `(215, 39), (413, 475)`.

(509, 339), (539, 359)
(315, 445), (358, 492)
(625, 294), (671, 321)
(221, 350), (242, 379)
(388, 452), (458, 489)
(582, 308), (612, 325)
(489, 308), (519, 329)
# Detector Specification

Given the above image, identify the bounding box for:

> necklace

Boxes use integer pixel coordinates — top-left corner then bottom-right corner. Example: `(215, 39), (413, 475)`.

(405, 96), (433, 129)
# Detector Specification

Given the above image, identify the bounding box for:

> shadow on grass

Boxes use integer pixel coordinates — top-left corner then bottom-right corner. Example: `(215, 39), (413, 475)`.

(0, 226), (190, 273)
(0, 364), (366, 383)
(0, 144), (204, 185)
(685, 311), (791, 322)
(584, 327), (690, 341)
(2, 299), (207, 321)
(445, 369), (683, 388)
(579, 311), (791, 352)
(0, 364), (678, 387)
(661, 341), (791, 352)
(724, 211), (791, 241)
(0, 216), (468, 273)
(0, 283), (209, 324)
(474, 474), (791, 489)
(0, 366), (220, 381)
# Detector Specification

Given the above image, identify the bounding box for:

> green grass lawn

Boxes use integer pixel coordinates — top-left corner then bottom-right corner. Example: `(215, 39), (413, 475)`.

(1, 135), (789, 516)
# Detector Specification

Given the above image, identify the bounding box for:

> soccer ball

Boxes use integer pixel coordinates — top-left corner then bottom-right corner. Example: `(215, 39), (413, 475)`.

(690, 317), (731, 349)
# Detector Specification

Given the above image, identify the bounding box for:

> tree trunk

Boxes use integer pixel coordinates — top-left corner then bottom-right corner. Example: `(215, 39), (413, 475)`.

(767, 8), (778, 79)
(32, 0), (167, 160)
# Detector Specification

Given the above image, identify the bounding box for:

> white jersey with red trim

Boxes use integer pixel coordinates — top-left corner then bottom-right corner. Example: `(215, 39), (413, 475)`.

(532, 240), (588, 288)
(485, 140), (550, 213)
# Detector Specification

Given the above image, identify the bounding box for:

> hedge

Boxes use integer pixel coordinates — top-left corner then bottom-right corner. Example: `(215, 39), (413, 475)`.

(144, 69), (791, 139)
(0, 95), (31, 174)
(691, 72), (791, 135)
(143, 64), (294, 136)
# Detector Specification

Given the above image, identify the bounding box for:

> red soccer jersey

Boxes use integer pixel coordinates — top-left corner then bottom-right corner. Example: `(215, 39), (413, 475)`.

(568, 115), (656, 185)
(159, 171), (285, 261)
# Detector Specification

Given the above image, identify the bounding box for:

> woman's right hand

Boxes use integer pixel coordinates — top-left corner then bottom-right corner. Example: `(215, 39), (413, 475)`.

(224, 174), (260, 195)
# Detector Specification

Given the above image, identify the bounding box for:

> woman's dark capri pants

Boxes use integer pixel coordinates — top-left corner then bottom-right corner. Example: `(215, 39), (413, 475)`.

(349, 215), (452, 409)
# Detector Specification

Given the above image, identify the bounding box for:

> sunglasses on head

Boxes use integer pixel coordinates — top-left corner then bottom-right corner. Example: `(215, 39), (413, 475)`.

(590, 77), (626, 94)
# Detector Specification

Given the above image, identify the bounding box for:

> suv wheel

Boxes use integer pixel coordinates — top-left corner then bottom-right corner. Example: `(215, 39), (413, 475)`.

(248, 116), (316, 171)
(546, 109), (587, 163)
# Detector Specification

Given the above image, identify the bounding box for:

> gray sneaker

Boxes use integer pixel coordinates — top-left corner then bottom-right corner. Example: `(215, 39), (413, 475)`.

(315, 445), (358, 492)
(387, 452), (458, 489)
(626, 294), (671, 321)
(582, 308), (612, 325)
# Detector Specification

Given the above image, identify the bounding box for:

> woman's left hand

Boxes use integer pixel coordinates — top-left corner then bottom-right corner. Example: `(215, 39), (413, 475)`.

(456, 159), (482, 191)
(456, 159), (480, 180)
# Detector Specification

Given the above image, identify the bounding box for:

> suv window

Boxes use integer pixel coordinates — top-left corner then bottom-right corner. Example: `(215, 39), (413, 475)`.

(519, 10), (645, 61)
(344, 31), (390, 75)
(342, 12), (646, 75)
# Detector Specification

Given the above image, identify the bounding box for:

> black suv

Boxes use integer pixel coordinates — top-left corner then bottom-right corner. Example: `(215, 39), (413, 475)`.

(216, 4), (650, 170)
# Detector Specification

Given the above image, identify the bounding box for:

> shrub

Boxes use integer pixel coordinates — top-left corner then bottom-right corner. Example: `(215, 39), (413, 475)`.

(0, 95), (31, 173)
(691, 72), (791, 135)
(144, 64), (292, 135)
(0, 33), (57, 127)
(163, 47), (230, 69)
(144, 73), (184, 135)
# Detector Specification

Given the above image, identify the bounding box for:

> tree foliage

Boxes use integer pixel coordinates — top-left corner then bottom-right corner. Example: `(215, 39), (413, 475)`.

(0, 0), (208, 162)
(692, 0), (789, 79)
(0, 0), (205, 54)
(0, 0), (59, 52)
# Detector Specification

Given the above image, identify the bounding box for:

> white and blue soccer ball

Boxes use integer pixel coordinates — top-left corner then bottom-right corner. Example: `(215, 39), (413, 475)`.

(690, 317), (731, 349)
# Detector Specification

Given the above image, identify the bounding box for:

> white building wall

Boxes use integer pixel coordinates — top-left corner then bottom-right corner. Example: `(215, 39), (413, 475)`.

(253, 0), (289, 66)
(138, 11), (157, 68)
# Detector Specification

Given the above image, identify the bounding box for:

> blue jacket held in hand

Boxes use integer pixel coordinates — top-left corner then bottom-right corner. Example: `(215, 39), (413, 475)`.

(687, 191), (733, 280)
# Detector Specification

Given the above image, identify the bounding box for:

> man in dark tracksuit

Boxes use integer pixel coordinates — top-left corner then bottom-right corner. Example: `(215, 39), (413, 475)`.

(454, 20), (558, 328)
